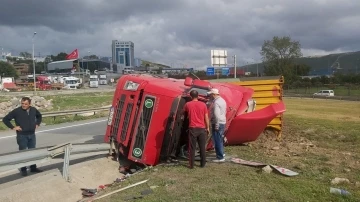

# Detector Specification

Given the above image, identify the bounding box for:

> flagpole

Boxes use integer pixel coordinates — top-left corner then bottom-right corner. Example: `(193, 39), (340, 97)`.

(82, 56), (84, 88)
(78, 51), (81, 86)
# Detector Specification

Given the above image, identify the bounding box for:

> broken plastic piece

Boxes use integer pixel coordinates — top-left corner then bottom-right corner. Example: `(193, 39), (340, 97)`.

(330, 187), (351, 196)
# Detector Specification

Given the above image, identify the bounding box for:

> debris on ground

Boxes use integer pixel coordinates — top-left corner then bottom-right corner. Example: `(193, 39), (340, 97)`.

(230, 158), (266, 167)
(119, 164), (146, 175)
(330, 187), (351, 196)
(270, 165), (299, 176)
(343, 168), (351, 173)
(150, 185), (159, 189)
(355, 182), (360, 187)
(0, 96), (53, 117)
(331, 177), (350, 185)
(262, 165), (273, 174)
(92, 179), (149, 201)
(230, 157), (299, 177)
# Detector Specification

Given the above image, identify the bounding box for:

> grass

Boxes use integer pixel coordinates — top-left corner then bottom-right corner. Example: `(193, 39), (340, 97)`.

(285, 86), (360, 97)
(94, 98), (360, 202)
(44, 92), (114, 111)
(0, 92), (114, 131)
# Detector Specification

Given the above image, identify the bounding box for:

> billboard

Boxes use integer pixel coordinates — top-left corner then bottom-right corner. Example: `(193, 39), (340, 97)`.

(211, 50), (227, 67)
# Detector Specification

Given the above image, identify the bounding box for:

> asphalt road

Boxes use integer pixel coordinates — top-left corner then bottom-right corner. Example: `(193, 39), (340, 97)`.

(0, 118), (107, 154)
(1, 85), (115, 97)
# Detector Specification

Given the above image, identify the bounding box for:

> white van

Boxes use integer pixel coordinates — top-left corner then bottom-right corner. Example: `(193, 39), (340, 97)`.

(313, 90), (335, 97)
(89, 75), (99, 88)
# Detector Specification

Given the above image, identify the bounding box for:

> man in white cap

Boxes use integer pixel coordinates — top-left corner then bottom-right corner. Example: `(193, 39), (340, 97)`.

(207, 88), (227, 162)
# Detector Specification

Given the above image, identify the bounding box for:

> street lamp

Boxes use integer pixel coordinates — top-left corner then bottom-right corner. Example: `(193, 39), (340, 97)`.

(233, 55), (237, 79)
(32, 32), (37, 93)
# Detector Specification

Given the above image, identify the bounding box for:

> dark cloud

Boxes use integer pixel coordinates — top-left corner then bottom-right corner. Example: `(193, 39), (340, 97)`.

(0, 0), (360, 68)
(0, 0), (183, 32)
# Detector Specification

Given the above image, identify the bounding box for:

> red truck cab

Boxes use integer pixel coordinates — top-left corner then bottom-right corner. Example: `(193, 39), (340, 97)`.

(104, 74), (285, 166)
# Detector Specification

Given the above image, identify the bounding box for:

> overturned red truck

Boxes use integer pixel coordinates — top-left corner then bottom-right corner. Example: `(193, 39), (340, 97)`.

(104, 74), (286, 166)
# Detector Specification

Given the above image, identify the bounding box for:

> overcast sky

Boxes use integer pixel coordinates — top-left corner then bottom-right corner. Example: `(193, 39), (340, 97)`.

(1, 0), (360, 69)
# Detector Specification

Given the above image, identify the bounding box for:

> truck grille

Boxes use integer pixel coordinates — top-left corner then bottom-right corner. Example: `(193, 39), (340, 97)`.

(132, 96), (155, 159)
(120, 103), (133, 141)
(111, 94), (126, 138)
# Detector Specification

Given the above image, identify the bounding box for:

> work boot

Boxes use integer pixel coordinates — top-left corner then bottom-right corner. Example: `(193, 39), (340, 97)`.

(30, 168), (43, 173)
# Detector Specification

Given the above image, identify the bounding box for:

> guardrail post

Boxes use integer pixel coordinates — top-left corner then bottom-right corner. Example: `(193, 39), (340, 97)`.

(62, 144), (71, 181)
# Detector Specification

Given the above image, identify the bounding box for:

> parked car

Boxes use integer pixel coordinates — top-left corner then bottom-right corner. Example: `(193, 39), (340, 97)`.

(313, 90), (335, 97)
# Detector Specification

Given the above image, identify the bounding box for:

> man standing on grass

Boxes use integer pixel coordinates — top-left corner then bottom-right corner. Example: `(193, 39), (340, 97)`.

(208, 88), (227, 163)
(183, 90), (210, 169)
(2, 97), (43, 176)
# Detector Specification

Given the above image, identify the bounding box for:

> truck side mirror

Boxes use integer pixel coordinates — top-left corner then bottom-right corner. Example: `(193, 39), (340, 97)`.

(184, 77), (193, 86)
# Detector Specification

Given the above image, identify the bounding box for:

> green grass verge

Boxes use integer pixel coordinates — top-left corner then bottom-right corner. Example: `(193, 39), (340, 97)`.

(95, 98), (360, 202)
(44, 92), (114, 111)
(285, 86), (360, 97)
(0, 92), (114, 131)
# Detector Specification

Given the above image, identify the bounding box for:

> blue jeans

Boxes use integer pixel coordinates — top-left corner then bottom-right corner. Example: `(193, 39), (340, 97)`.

(212, 124), (225, 159)
(17, 134), (37, 171)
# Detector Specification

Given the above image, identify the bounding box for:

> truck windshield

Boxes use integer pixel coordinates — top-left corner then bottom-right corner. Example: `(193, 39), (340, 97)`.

(90, 78), (98, 81)
(188, 87), (209, 97)
(65, 80), (78, 84)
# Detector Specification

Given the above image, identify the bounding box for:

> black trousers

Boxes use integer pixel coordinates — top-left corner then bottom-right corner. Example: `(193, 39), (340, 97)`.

(188, 127), (207, 168)
(17, 134), (37, 171)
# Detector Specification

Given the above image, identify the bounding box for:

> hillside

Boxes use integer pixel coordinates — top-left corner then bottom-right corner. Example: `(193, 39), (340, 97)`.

(141, 60), (171, 69)
(243, 51), (360, 75)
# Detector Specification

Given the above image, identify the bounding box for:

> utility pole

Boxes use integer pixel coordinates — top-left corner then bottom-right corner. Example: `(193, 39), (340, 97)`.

(234, 55), (237, 79)
(32, 32), (37, 94)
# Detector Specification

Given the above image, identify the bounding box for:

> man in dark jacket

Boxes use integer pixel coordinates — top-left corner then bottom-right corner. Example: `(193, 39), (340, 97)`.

(2, 97), (43, 176)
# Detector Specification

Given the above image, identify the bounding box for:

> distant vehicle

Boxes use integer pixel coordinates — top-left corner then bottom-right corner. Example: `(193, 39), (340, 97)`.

(313, 90), (334, 97)
(99, 74), (108, 85)
(63, 76), (81, 89)
(89, 75), (99, 88)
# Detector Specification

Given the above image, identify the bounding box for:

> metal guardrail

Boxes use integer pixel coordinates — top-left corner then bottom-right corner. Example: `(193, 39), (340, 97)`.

(0, 143), (110, 181)
(0, 106), (111, 122)
(283, 94), (360, 101)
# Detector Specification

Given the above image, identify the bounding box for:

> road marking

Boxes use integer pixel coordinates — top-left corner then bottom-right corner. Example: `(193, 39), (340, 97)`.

(0, 119), (106, 140)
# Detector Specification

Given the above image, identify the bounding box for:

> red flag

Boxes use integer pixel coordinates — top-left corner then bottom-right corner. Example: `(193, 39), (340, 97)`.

(66, 49), (79, 60)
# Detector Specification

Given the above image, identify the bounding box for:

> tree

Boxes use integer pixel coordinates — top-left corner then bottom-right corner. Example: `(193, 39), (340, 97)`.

(86, 62), (97, 72)
(293, 64), (311, 76)
(29, 62), (45, 74)
(50, 52), (68, 61)
(6, 56), (17, 63)
(19, 52), (32, 59)
(0, 61), (19, 78)
(260, 36), (303, 81)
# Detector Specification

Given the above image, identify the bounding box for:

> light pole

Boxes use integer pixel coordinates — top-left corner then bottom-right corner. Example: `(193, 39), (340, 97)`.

(233, 55), (237, 79)
(32, 32), (37, 93)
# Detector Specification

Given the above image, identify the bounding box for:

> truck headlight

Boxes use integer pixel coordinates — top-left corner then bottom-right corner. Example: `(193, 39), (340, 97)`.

(123, 81), (139, 91)
(107, 106), (114, 125)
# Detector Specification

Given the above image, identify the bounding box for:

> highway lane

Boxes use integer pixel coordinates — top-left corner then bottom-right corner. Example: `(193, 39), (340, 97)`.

(0, 118), (107, 154)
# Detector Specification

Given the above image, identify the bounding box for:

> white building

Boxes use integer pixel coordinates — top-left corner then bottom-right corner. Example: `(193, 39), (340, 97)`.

(111, 40), (135, 73)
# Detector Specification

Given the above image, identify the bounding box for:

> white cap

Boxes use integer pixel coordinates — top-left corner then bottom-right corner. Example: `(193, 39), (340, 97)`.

(207, 88), (219, 95)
